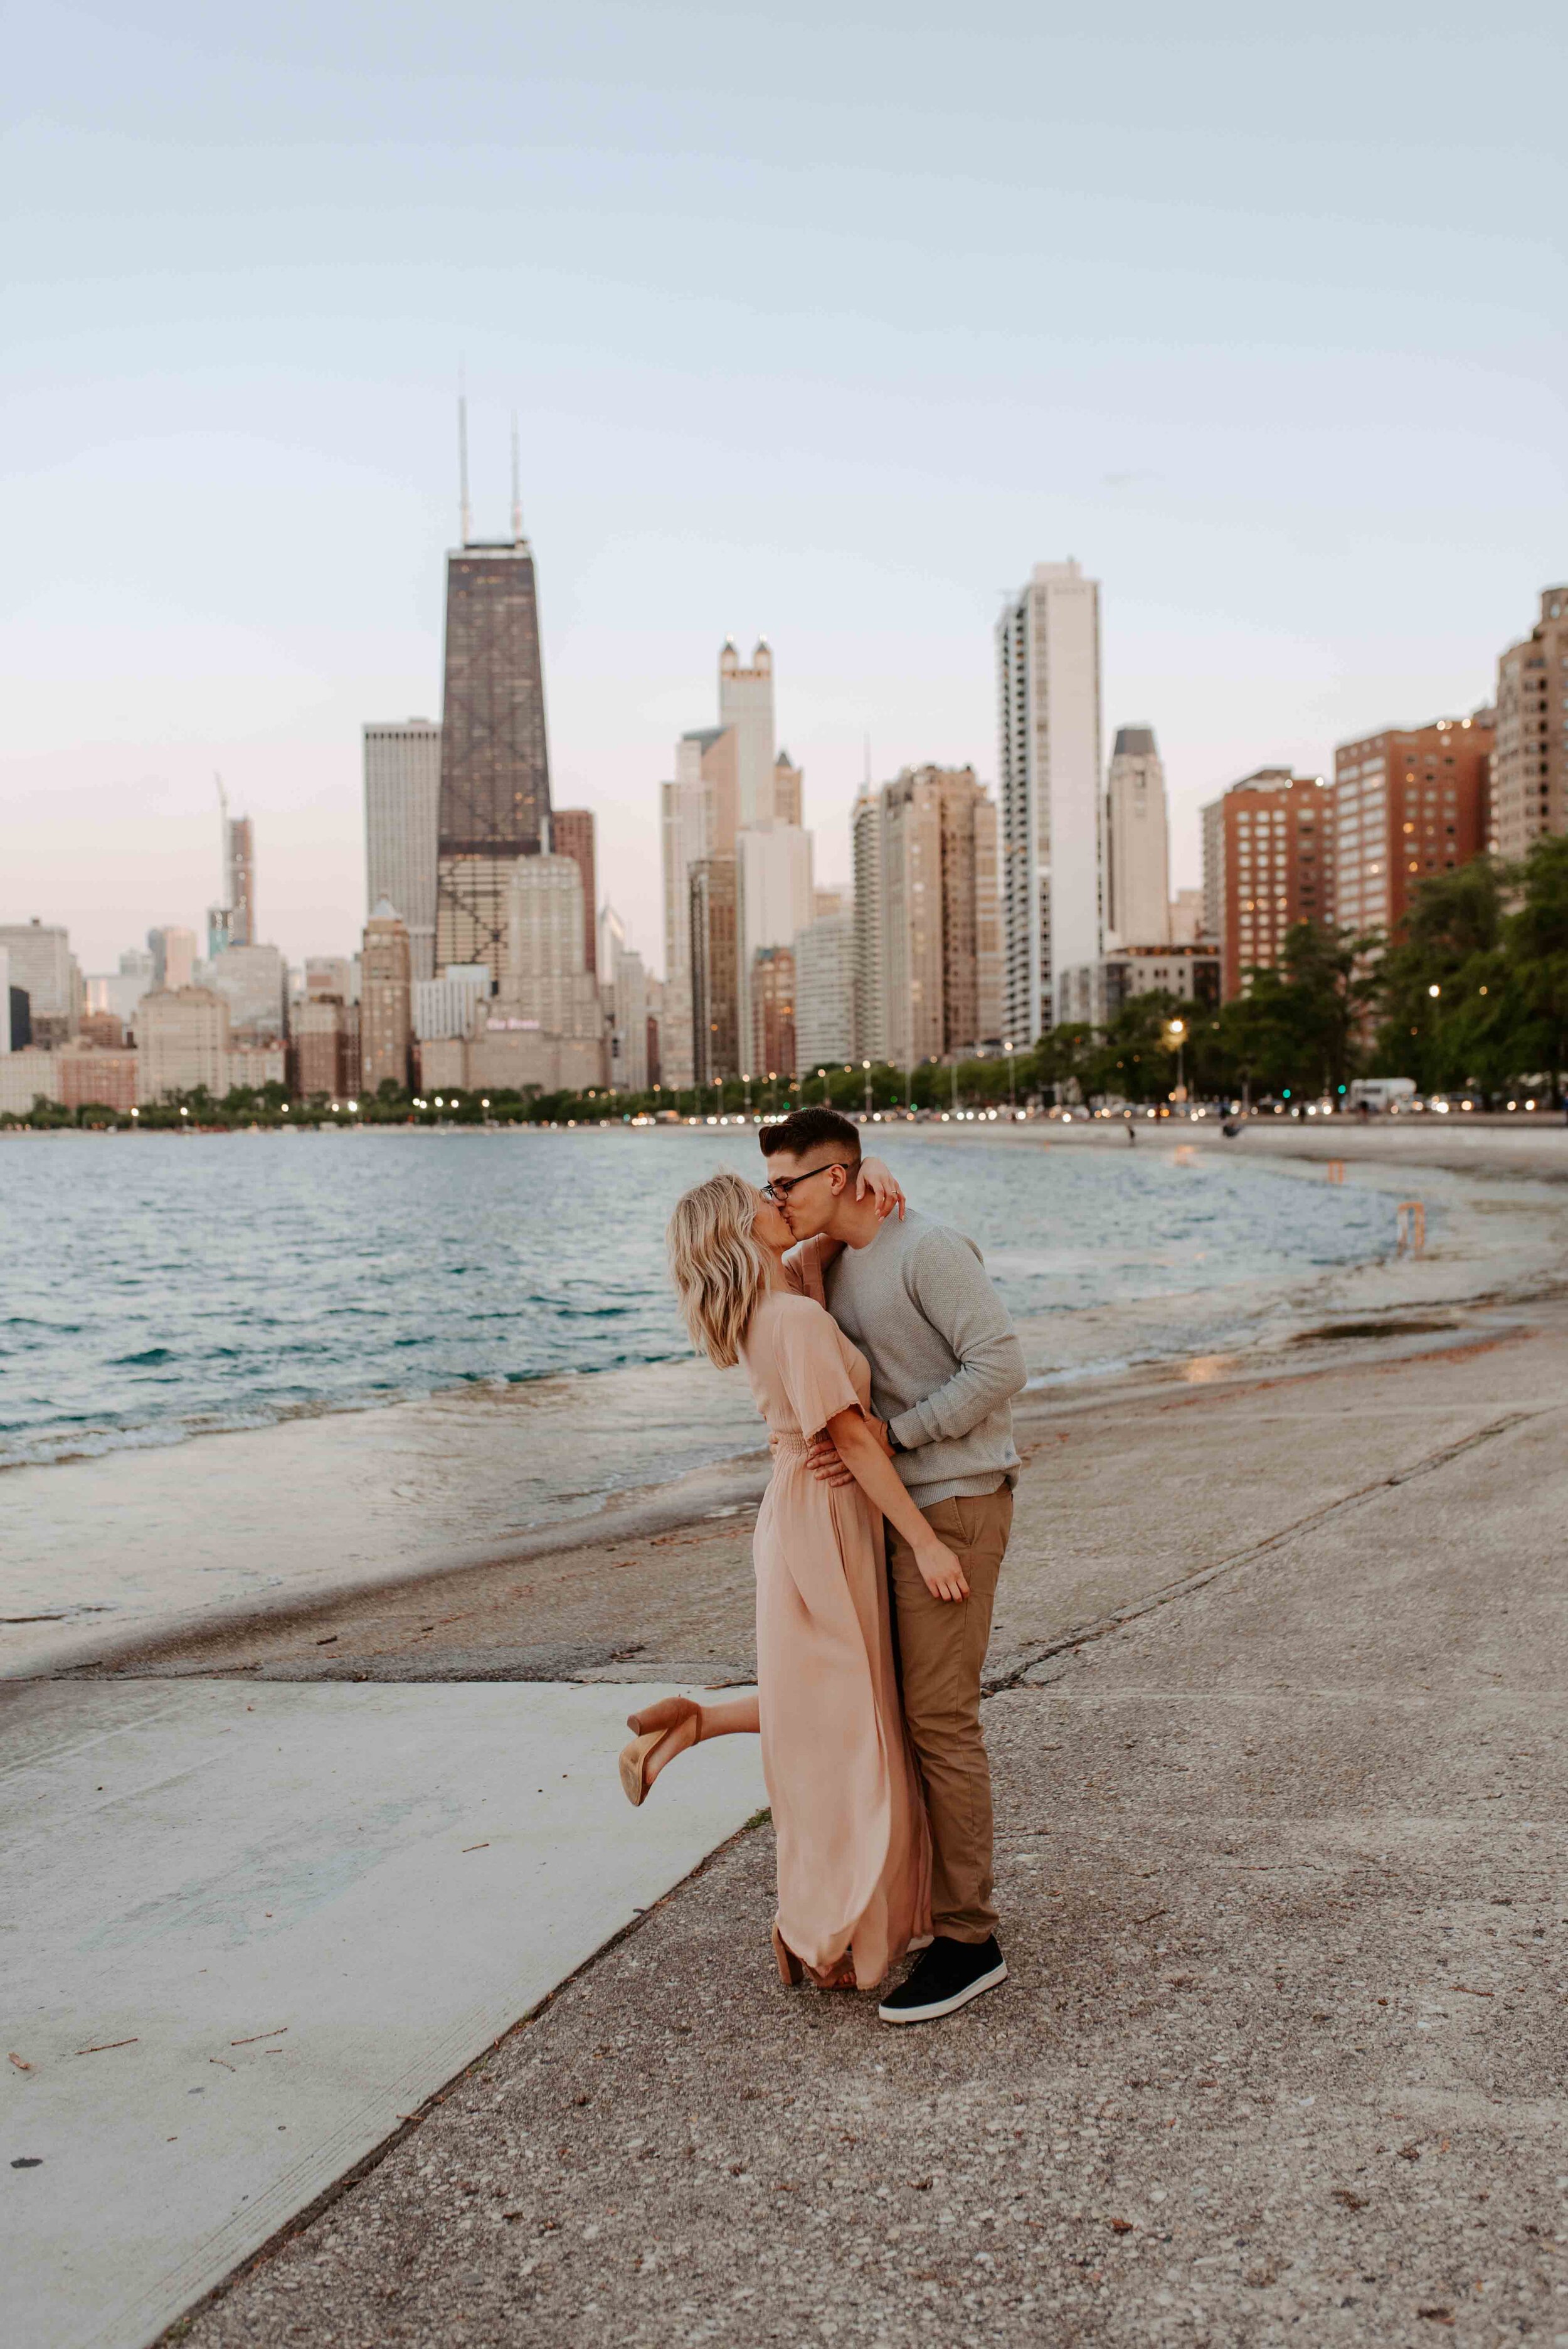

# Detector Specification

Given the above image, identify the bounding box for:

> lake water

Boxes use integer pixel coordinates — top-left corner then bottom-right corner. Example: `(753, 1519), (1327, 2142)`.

(0, 1126), (1397, 1474)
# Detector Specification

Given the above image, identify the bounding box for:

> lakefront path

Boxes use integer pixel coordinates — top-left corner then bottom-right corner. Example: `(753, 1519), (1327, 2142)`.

(161, 1126), (1568, 2349)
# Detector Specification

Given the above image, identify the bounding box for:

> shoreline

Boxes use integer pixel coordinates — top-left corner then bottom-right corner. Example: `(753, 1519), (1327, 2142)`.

(4, 1123), (1565, 1687)
(9, 1113), (1554, 1483)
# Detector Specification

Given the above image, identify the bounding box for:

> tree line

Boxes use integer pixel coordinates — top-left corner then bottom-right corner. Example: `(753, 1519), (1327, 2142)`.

(6, 839), (1564, 1132)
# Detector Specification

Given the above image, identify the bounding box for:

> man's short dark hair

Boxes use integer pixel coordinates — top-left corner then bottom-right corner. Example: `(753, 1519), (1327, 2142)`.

(758, 1106), (862, 1164)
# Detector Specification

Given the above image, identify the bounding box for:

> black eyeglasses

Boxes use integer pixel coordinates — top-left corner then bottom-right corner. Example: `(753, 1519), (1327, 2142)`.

(761, 1162), (856, 1204)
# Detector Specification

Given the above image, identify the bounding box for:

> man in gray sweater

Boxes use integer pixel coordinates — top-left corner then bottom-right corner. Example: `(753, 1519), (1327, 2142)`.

(760, 1107), (1027, 2024)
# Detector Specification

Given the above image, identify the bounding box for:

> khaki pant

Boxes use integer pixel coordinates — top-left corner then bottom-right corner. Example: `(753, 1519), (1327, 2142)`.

(886, 1485), (1012, 1944)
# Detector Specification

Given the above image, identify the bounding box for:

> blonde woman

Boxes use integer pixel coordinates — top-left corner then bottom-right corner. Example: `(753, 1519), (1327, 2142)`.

(620, 1167), (967, 1992)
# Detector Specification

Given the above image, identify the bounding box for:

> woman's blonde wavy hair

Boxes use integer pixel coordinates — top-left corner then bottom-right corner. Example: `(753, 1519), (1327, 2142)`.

(667, 1169), (770, 1369)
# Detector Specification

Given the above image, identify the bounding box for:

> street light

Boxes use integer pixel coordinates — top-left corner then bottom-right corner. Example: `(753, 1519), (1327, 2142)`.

(1165, 1019), (1187, 1106)
(862, 1059), (872, 1118)
(1004, 1039), (1015, 1115)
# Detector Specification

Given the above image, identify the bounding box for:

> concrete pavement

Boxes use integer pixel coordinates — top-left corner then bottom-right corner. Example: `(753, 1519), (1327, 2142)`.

(0, 1682), (763, 2349)
(172, 1307), (1568, 2348)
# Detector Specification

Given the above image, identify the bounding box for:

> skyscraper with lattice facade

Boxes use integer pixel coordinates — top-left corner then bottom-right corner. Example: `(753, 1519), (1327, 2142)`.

(435, 536), (553, 987)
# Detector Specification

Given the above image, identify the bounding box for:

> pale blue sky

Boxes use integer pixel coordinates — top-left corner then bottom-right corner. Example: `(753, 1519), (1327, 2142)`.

(4, 0), (1564, 972)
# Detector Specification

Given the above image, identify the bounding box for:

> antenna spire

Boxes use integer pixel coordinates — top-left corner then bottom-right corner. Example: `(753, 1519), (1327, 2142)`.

(510, 412), (522, 542)
(457, 369), (472, 547)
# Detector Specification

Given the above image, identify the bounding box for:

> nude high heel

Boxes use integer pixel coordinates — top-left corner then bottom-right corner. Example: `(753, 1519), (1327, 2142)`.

(617, 1698), (701, 1807)
(771, 1924), (805, 1986)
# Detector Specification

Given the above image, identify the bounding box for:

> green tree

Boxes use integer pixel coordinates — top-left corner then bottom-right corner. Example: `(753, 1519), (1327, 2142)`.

(1372, 861), (1505, 1094)
(1084, 992), (1185, 1105)
(1504, 835), (1568, 1101)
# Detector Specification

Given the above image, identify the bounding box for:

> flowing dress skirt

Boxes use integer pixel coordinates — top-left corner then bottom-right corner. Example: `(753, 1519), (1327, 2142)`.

(755, 1432), (931, 1988)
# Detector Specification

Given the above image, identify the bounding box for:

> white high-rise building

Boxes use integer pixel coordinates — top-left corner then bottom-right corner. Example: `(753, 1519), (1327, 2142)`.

(364, 719), (441, 982)
(793, 912), (855, 1070)
(1168, 886), (1206, 945)
(612, 950), (649, 1090)
(137, 987), (230, 1101)
(852, 768), (1002, 1072)
(85, 948), (156, 1028)
(598, 903), (628, 994)
(208, 943), (289, 1037)
(719, 639), (776, 830)
(1104, 726), (1171, 948)
(659, 748), (715, 1091)
(996, 559), (1103, 1040)
(660, 642), (797, 1091)
(736, 827), (813, 1075)
(1, 921), (77, 1025)
(412, 965), (491, 1042)
(148, 925), (198, 994)
(506, 856), (601, 1039)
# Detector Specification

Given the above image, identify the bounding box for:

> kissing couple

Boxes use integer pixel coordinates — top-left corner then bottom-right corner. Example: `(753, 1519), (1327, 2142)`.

(620, 1106), (1026, 2027)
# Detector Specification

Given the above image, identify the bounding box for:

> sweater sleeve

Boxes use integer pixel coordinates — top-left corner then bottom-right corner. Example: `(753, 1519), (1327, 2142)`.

(886, 1228), (1027, 1452)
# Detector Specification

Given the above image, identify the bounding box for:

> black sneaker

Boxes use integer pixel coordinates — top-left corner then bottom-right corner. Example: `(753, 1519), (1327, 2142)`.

(877, 1935), (1007, 2025)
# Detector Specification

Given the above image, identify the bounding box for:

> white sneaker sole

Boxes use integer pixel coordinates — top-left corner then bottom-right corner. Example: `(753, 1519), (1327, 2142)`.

(877, 1958), (1007, 2025)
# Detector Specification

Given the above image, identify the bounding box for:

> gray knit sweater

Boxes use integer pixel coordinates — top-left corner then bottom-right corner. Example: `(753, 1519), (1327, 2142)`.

(822, 1207), (1026, 1507)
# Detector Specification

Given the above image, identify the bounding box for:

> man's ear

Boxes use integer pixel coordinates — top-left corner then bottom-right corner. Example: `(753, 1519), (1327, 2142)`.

(829, 1164), (850, 1194)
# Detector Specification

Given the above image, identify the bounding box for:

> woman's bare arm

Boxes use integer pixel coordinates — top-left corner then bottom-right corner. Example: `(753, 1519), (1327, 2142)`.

(856, 1155), (905, 1220)
(823, 1407), (969, 1603)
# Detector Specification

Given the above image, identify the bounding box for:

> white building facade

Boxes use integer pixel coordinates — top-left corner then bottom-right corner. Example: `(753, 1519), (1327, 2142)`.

(1104, 726), (1170, 948)
(412, 966), (490, 1042)
(659, 765), (708, 1090)
(995, 559), (1103, 1041)
(85, 948), (156, 1027)
(364, 719), (442, 982)
(507, 858), (603, 1042)
(207, 943), (289, 1037)
(719, 639), (776, 830)
(793, 912), (856, 1071)
(736, 826), (813, 1075)
(0, 921), (78, 1027)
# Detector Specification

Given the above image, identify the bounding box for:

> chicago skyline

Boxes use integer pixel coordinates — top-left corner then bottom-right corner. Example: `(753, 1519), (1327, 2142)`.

(6, 521), (1566, 1112)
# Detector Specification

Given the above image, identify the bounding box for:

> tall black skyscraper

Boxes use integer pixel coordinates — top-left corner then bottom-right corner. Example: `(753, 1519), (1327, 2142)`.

(435, 408), (553, 984)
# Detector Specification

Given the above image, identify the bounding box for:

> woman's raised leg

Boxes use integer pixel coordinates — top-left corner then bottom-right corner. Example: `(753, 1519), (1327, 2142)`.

(619, 1692), (760, 1802)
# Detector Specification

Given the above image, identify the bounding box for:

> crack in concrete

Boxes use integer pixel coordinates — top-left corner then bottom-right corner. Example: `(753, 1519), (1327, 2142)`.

(985, 1407), (1547, 1696)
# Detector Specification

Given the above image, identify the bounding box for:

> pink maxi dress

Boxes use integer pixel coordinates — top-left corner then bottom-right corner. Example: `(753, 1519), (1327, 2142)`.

(736, 1251), (931, 1988)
